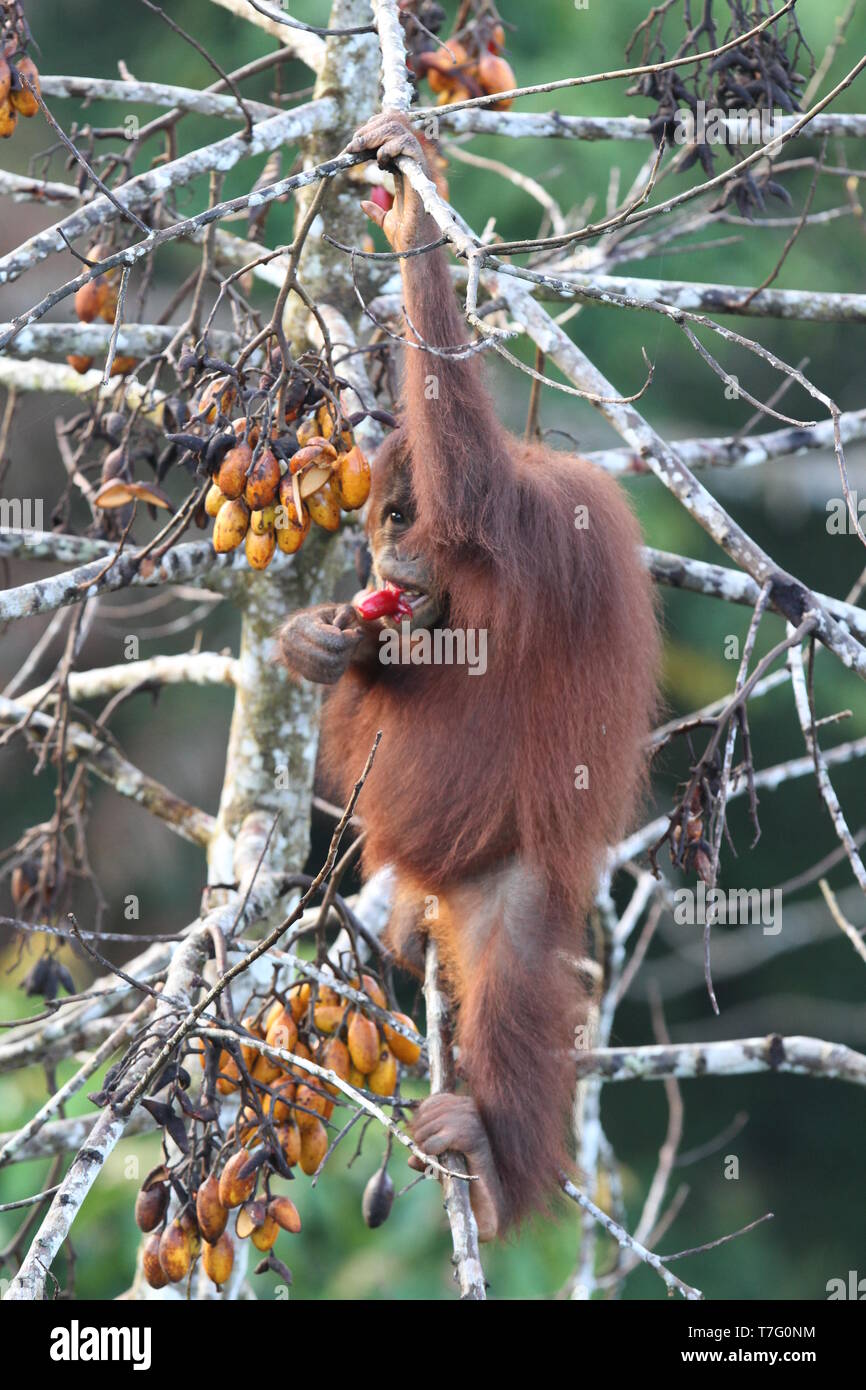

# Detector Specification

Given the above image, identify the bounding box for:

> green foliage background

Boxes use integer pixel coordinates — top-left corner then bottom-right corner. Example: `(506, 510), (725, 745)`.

(1, 0), (865, 1300)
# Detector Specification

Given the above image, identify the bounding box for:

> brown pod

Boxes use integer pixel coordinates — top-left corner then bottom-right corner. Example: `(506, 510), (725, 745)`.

(321, 1037), (351, 1097)
(66, 354), (94, 375)
(335, 445), (371, 511)
(215, 1048), (242, 1094)
(98, 287), (120, 325)
(383, 1012), (422, 1066)
(299, 1118), (328, 1176)
(245, 526), (276, 571)
(198, 375), (236, 423)
(0, 55), (10, 102)
(352, 972), (387, 1009)
(142, 1232), (169, 1289)
(202, 1231), (234, 1287)
(196, 1173), (228, 1243)
(347, 1011), (380, 1075)
(277, 1120), (301, 1167)
(286, 982), (310, 1022)
(268, 1195), (302, 1235)
(295, 415), (319, 448)
(109, 355), (138, 377)
(306, 481), (341, 532)
(135, 1180), (168, 1233)
(477, 53), (516, 109)
(205, 483), (226, 518)
(218, 1148), (257, 1209)
(216, 442), (251, 500)
(251, 1051), (283, 1086)
(157, 1220), (191, 1283)
(0, 98), (15, 138)
(367, 1044), (397, 1097)
(10, 56), (39, 116)
(212, 497), (249, 553)
(244, 447), (280, 509)
(275, 494), (310, 555)
(313, 1001), (346, 1036)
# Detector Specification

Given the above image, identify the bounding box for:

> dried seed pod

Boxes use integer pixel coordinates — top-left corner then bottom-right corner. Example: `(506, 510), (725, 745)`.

(244, 447), (280, 509)
(383, 1013), (421, 1065)
(202, 1231), (234, 1287)
(66, 354), (94, 375)
(367, 1044), (397, 1097)
(196, 1173), (228, 1244)
(249, 504), (276, 535)
(10, 57), (39, 117)
(135, 1180), (168, 1232)
(299, 1118), (328, 1176)
(205, 483), (227, 518)
(306, 481), (340, 532)
(215, 442), (252, 500)
(0, 98), (15, 138)
(218, 1148), (257, 1209)
(362, 1165), (395, 1228)
(265, 1007), (298, 1055)
(198, 375), (237, 423)
(158, 1220), (191, 1283)
(179, 1207), (201, 1259)
(245, 526), (276, 570)
(335, 445), (371, 511)
(347, 1011), (380, 1075)
(295, 415), (319, 448)
(277, 1120), (301, 1167)
(235, 1200), (266, 1240)
(142, 1232), (169, 1289)
(268, 1195), (302, 1234)
(250, 1212), (280, 1252)
(212, 497), (250, 553)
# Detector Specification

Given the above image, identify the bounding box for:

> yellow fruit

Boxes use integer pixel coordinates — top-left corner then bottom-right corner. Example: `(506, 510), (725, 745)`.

(477, 53), (516, 109)
(198, 375), (237, 423)
(212, 498), (249, 553)
(295, 1083), (328, 1131)
(215, 1050), (242, 1095)
(424, 39), (468, 94)
(263, 1078), (296, 1124)
(299, 1118), (328, 1176)
(335, 445), (371, 510)
(277, 1120), (301, 1167)
(383, 1012), (422, 1065)
(109, 355), (138, 376)
(313, 1001), (346, 1035)
(347, 1011), (380, 1075)
(158, 1220), (191, 1283)
(352, 973), (387, 1010)
(196, 1174), (228, 1244)
(250, 504), (276, 535)
(0, 98), (15, 138)
(244, 447), (280, 509)
(265, 1007), (298, 1055)
(245, 526), (276, 570)
(321, 1038), (351, 1097)
(367, 1044), (397, 1096)
(218, 1149), (257, 1209)
(74, 279), (109, 324)
(348, 1064), (366, 1089)
(142, 1232), (169, 1289)
(287, 983), (311, 1022)
(306, 480), (340, 531)
(275, 496), (311, 554)
(239, 1016), (264, 1073)
(0, 56), (10, 103)
(202, 1231), (234, 1286)
(252, 1051), (283, 1086)
(216, 442), (251, 500)
(251, 1213), (280, 1251)
(10, 57), (40, 117)
(237, 1105), (261, 1148)
(296, 416), (319, 448)
(268, 1195), (302, 1234)
(205, 483), (226, 517)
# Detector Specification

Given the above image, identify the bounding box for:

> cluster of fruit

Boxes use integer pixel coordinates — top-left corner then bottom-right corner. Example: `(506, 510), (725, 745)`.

(201, 381), (372, 571)
(0, 33), (40, 140)
(67, 243), (138, 379)
(415, 23), (515, 109)
(137, 978), (421, 1288)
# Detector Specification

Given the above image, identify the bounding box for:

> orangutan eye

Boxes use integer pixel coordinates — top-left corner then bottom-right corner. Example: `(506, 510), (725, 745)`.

(388, 508), (405, 525)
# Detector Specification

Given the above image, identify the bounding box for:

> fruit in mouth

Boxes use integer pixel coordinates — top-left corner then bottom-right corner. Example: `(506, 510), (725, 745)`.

(354, 583), (413, 621)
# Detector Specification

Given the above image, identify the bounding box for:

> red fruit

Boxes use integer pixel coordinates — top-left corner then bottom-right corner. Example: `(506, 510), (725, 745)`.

(370, 184), (393, 212)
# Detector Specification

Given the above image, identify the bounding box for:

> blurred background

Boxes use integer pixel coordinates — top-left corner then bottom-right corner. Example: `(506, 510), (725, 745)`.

(1, 0), (865, 1299)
